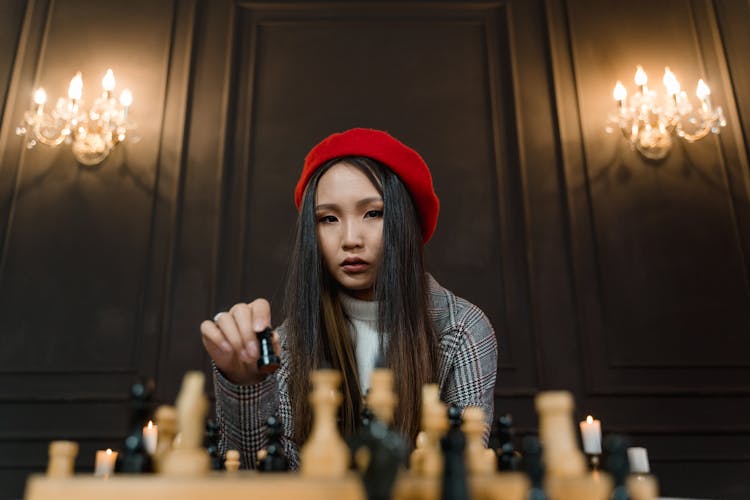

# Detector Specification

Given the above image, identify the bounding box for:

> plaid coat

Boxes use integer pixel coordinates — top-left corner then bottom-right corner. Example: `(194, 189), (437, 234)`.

(213, 274), (498, 469)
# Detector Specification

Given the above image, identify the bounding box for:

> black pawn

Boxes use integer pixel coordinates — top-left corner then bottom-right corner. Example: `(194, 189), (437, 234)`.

(604, 434), (631, 500)
(257, 327), (280, 375)
(522, 436), (546, 500)
(204, 419), (223, 470)
(355, 412), (406, 500)
(257, 415), (288, 472)
(441, 405), (470, 500)
(115, 380), (154, 473)
(496, 413), (521, 471)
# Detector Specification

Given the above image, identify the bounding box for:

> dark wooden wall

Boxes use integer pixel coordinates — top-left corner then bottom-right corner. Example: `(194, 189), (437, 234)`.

(1, 0), (749, 498)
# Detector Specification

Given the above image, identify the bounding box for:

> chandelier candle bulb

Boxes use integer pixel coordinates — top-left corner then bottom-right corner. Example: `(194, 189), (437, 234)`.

(68, 72), (83, 101)
(33, 88), (46, 115)
(143, 420), (158, 455)
(579, 415), (602, 455)
(634, 65), (648, 93)
(102, 68), (116, 95)
(94, 448), (118, 477)
(613, 81), (627, 109)
(696, 79), (711, 112)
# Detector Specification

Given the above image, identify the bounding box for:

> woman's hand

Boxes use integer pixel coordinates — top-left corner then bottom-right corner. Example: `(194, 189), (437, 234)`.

(200, 298), (281, 386)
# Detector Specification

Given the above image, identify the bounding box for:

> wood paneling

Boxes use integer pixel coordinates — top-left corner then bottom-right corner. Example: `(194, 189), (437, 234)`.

(1, 0), (749, 498)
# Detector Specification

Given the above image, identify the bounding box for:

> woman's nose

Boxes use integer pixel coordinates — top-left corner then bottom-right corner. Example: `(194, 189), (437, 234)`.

(342, 219), (364, 248)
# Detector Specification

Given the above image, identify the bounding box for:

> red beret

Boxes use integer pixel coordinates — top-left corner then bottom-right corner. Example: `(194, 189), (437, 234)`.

(295, 128), (440, 242)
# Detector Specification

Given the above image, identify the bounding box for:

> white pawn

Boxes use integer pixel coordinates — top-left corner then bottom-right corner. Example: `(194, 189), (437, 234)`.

(300, 369), (349, 477)
(46, 440), (78, 478)
(462, 406), (496, 475)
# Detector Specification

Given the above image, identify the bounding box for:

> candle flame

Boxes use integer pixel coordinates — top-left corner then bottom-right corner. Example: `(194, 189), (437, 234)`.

(663, 67), (680, 96)
(68, 72), (83, 100)
(696, 79), (711, 99)
(106, 448), (112, 455)
(33, 88), (47, 105)
(147, 420), (154, 429)
(586, 415), (594, 424)
(634, 65), (648, 87)
(613, 81), (627, 101)
(120, 88), (133, 107)
(102, 69), (116, 92)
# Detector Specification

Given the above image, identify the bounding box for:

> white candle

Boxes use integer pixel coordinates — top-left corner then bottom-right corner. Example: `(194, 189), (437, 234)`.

(579, 415), (602, 454)
(143, 420), (158, 455)
(94, 448), (118, 477)
(627, 446), (651, 473)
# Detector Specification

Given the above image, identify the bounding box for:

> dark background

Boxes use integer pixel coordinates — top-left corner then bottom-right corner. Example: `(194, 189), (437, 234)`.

(1, 0), (749, 498)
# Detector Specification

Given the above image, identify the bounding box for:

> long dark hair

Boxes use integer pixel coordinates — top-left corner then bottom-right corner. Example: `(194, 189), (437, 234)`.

(283, 156), (440, 445)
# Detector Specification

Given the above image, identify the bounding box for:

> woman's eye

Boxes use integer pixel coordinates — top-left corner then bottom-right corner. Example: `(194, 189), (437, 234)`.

(318, 215), (338, 224)
(365, 210), (383, 219)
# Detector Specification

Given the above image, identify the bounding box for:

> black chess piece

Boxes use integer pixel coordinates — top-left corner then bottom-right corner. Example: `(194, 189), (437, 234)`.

(495, 413), (522, 471)
(257, 327), (280, 374)
(349, 402), (406, 500)
(440, 405), (470, 500)
(204, 419), (223, 470)
(115, 380), (155, 473)
(522, 435), (546, 500)
(257, 415), (289, 472)
(604, 434), (631, 500)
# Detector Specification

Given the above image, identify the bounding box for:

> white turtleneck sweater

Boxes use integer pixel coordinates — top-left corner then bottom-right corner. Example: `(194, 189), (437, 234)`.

(338, 293), (382, 394)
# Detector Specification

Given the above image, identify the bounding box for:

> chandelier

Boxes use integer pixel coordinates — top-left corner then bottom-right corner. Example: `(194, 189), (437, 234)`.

(16, 69), (134, 166)
(607, 65), (726, 160)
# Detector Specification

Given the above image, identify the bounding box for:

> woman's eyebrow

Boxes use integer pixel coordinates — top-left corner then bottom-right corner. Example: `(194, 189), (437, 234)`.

(315, 197), (383, 211)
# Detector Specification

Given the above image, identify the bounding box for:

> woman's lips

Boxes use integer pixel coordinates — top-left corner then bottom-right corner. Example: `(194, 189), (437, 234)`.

(341, 258), (368, 273)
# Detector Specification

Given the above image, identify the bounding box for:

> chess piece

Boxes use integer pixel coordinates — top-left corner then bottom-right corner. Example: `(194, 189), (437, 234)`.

(46, 440), (78, 478)
(153, 405), (177, 472)
(604, 435), (631, 500)
(522, 436), (547, 500)
(535, 392), (612, 500)
(161, 371), (211, 476)
(225, 450), (241, 472)
(115, 380), (155, 473)
(462, 406), (496, 475)
(534, 391), (586, 478)
(204, 419), (223, 470)
(626, 447), (658, 500)
(440, 405), (470, 500)
(353, 367), (407, 500)
(413, 383), (448, 478)
(257, 415), (289, 472)
(300, 369), (350, 477)
(257, 327), (280, 374)
(496, 413), (522, 471)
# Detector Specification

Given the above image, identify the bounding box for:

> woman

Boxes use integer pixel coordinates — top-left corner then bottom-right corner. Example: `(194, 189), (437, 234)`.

(201, 128), (497, 469)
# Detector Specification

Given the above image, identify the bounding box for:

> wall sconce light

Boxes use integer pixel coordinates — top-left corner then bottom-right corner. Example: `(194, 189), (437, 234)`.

(607, 65), (726, 160)
(16, 69), (134, 166)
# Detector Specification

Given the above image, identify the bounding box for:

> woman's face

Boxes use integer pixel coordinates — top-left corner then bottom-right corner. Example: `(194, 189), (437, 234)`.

(315, 162), (384, 300)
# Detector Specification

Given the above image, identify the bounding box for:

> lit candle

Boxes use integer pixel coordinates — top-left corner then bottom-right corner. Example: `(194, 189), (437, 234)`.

(696, 79), (711, 112)
(68, 72), (83, 101)
(94, 448), (118, 477)
(102, 68), (116, 95)
(119, 88), (133, 122)
(613, 81), (627, 110)
(579, 415), (602, 454)
(143, 420), (158, 455)
(662, 67), (680, 102)
(634, 65), (648, 94)
(33, 88), (47, 116)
